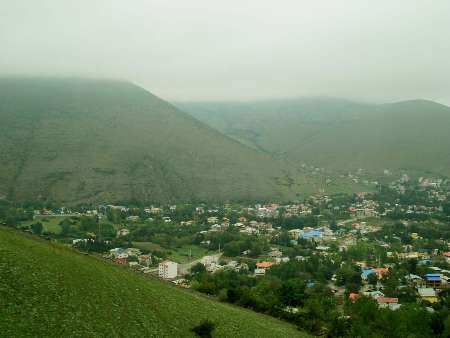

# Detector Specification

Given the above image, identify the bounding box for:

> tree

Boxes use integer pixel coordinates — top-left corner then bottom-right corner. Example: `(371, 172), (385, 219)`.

(223, 241), (241, 257)
(60, 218), (72, 236)
(31, 222), (43, 235)
(367, 273), (378, 286)
(443, 315), (450, 338)
(191, 262), (206, 276)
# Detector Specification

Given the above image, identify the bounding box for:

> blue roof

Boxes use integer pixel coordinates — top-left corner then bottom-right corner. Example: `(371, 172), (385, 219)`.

(362, 268), (375, 278)
(302, 230), (322, 238)
(426, 277), (441, 281)
(425, 273), (441, 277)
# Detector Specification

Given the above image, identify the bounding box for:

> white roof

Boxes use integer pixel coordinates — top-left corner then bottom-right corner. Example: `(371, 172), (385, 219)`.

(418, 288), (436, 297)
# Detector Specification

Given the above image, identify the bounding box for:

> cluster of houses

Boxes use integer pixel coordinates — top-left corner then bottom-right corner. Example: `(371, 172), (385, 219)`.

(108, 247), (152, 273)
(346, 252), (450, 309)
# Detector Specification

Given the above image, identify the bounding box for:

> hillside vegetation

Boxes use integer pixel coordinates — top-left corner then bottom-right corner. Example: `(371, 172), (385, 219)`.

(0, 227), (309, 338)
(0, 78), (308, 204)
(177, 98), (450, 176)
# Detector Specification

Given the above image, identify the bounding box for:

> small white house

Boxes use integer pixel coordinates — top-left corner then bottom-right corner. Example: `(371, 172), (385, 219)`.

(254, 268), (266, 276)
(159, 260), (178, 279)
(117, 228), (130, 237)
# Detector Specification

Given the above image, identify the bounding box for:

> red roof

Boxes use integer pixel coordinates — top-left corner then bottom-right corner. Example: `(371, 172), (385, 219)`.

(374, 268), (389, 275)
(256, 262), (273, 269)
(377, 297), (398, 304)
(349, 293), (360, 301)
(443, 252), (450, 257)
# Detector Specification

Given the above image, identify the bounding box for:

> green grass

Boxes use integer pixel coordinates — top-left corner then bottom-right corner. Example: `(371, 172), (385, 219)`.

(133, 242), (213, 264)
(0, 227), (309, 338)
(168, 244), (212, 264)
(132, 241), (164, 252)
(20, 216), (66, 234)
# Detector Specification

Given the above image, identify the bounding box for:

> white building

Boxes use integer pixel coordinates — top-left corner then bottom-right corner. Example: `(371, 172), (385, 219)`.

(201, 255), (218, 266)
(159, 261), (178, 279)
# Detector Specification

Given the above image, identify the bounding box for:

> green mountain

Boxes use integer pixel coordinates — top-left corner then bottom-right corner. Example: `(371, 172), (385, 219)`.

(176, 98), (450, 177)
(0, 78), (307, 204)
(0, 227), (308, 337)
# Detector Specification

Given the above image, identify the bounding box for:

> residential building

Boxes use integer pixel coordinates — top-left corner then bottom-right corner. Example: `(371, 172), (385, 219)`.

(159, 261), (178, 279)
(418, 288), (438, 303)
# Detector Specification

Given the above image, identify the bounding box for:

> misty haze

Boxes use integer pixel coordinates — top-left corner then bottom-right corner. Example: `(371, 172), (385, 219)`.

(1, 1), (450, 338)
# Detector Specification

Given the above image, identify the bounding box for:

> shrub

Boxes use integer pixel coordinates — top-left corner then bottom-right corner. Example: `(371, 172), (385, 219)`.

(191, 320), (215, 338)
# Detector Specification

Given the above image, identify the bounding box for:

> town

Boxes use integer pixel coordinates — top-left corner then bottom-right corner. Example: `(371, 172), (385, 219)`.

(2, 174), (450, 336)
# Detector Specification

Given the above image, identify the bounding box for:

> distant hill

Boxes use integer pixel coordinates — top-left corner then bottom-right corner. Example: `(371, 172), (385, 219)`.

(0, 228), (309, 337)
(0, 78), (308, 204)
(177, 98), (450, 177)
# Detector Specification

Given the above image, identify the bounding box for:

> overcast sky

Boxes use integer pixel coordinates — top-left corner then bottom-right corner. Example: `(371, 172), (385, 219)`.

(1, 0), (449, 104)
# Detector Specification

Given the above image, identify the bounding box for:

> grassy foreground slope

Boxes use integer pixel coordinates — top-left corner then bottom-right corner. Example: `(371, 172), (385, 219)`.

(0, 228), (308, 338)
(0, 77), (304, 204)
(177, 98), (450, 176)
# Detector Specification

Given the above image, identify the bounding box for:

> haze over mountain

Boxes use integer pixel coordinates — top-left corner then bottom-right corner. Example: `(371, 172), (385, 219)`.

(177, 98), (450, 177)
(0, 78), (308, 204)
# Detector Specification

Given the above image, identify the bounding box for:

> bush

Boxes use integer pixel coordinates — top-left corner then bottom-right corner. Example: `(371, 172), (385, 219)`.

(191, 320), (215, 338)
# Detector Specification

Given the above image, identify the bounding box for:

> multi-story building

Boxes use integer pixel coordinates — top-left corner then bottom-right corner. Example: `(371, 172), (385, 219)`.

(158, 261), (178, 279)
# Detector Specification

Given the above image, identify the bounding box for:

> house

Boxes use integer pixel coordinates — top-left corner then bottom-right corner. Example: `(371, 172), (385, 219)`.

(405, 273), (423, 285)
(349, 293), (360, 301)
(443, 252), (450, 264)
(424, 273), (441, 288)
(418, 288), (438, 303)
(361, 268), (376, 280)
(363, 290), (385, 299)
(374, 267), (389, 279)
(114, 257), (127, 265)
(256, 262), (273, 269)
(377, 297), (400, 310)
(138, 255), (151, 266)
(207, 216), (219, 224)
(275, 257), (290, 264)
(254, 268), (266, 277)
(125, 248), (141, 257)
(158, 261), (178, 279)
(116, 228), (130, 237)
(288, 229), (301, 240)
(268, 249), (282, 258)
(109, 247), (124, 258)
(201, 255), (218, 266)
(206, 262), (221, 273)
(129, 261), (139, 268)
(301, 230), (322, 240)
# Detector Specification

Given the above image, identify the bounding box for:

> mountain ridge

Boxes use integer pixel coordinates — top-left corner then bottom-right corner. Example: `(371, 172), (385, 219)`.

(176, 97), (450, 177)
(0, 77), (307, 204)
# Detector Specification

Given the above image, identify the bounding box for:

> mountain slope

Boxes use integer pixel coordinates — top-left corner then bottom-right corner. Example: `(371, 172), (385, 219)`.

(0, 78), (303, 204)
(0, 228), (308, 338)
(177, 98), (450, 176)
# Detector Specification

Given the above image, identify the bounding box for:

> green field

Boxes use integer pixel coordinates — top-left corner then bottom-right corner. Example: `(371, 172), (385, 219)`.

(133, 241), (213, 264)
(0, 228), (309, 338)
(132, 241), (164, 252)
(168, 244), (212, 264)
(20, 216), (65, 234)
